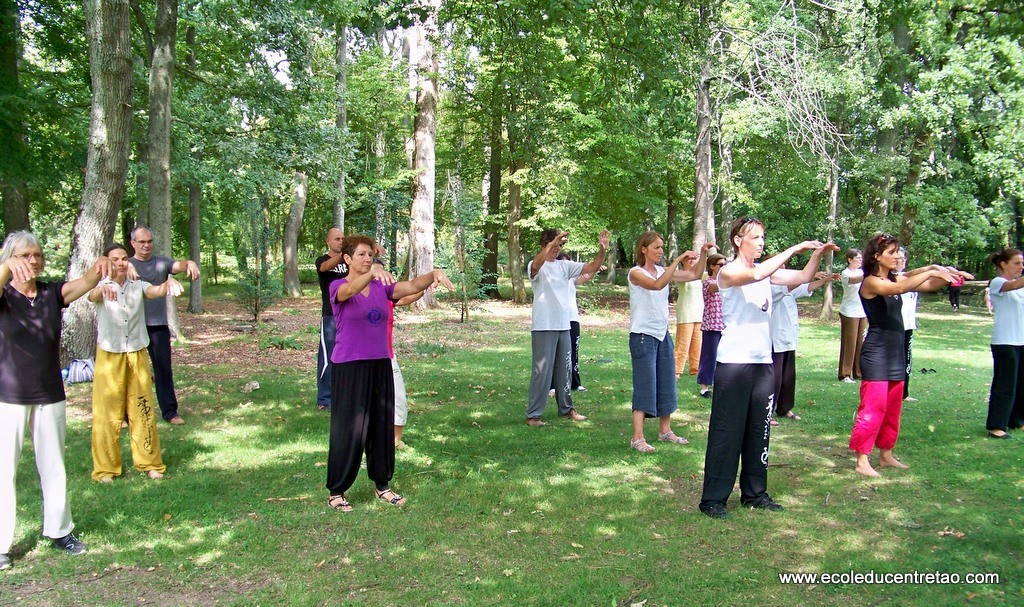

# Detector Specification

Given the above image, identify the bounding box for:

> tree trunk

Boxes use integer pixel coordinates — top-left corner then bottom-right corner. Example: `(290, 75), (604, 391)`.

(0, 0), (29, 235)
(507, 159), (526, 304)
(187, 179), (202, 312)
(718, 138), (734, 248)
(666, 168), (678, 258)
(146, 0), (180, 337)
(374, 132), (387, 248)
(693, 58), (716, 250)
(408, 2), (439, 310)
(819, 152), (841, 322)
(283, 171), (307, 297)
(898, 130), (931, 247)
(63, 0), (133, 363)
(604, 233), (618, 285)
(482, 100), (502, 298)
(185, 22), (202, 314)
(334, 21), (347, 231)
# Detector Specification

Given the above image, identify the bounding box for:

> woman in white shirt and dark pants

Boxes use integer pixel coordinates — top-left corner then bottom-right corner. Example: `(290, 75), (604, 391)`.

(985, 248), (1024, 439)
(698, 217), (836, 519)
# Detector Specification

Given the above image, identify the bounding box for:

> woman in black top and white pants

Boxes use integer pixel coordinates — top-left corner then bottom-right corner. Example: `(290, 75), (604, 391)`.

(698, 217), (836, 519)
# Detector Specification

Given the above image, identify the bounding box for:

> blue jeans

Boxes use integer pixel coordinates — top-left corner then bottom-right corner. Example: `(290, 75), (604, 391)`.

(630, 331), (678, 418)
(316, 315), (336, 407)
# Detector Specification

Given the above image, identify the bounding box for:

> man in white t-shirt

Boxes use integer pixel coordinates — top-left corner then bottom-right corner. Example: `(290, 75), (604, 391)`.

(526, 228), (609, 426)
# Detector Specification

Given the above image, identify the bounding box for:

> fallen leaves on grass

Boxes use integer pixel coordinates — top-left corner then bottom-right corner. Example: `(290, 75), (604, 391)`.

(938, 527), (965, 539)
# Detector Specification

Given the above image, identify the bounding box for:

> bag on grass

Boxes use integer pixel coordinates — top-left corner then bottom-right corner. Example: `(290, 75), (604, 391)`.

(66, 358), (95, 384)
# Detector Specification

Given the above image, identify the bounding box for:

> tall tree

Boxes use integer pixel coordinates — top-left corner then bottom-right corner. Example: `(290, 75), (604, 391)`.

(334, 20), (347, 231)
(0, 0), (29, 234)
(185, 19), (202, 313)
(146, 0), (181, 336)
(63, 0), (133, 361)
(283, 171), (307, 296)
(407, 0), (439, 308)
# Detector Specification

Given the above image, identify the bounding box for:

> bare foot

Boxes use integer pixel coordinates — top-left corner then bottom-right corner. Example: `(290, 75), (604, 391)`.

(879, 456), (908, 469)
(855, 462), (882, 477)
(147, 470), (164, 479)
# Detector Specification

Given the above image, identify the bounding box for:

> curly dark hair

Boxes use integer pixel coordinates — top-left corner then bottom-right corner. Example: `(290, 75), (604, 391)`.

(863, 234), (900, 282)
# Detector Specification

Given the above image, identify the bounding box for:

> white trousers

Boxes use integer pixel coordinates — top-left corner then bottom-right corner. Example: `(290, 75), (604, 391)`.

(392, 357), (408, 426)
(0, 401), (74, 553)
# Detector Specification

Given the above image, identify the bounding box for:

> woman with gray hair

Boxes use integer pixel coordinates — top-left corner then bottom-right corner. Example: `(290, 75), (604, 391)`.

(0, 231), (113, 570)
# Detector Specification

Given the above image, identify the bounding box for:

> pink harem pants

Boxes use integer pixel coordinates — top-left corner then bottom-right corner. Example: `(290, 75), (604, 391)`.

(849, 380), (904, 455)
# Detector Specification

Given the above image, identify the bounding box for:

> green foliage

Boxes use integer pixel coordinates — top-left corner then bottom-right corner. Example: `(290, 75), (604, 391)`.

(236, 265), (282, 323)
(258, 333), (302, 350)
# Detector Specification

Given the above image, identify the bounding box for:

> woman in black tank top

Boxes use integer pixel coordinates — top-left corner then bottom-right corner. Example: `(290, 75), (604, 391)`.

(850, 234), (970, 477)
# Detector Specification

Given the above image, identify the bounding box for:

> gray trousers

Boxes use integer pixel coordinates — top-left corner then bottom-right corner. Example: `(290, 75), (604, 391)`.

(527, 330), (575, 419)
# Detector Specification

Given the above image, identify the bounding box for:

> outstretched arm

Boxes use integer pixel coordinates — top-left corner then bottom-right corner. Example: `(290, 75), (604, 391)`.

(862, 268), (954, 298)
(62, 257), (115, 304)
(392, 269), (455, 300)
(630, 251), (698, 291)
(145, 277), (184, 299)
(170, 259), (201, 280)
(772, 243), (841, 287)
(672, 243), (716, 282)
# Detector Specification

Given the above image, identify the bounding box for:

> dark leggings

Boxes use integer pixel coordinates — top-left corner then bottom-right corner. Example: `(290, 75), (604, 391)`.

(948, 286), (962, 310)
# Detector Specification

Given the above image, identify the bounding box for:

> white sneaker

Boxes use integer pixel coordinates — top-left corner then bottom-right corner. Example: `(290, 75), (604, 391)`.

(841, 377), (856, 384)
(576, 386), (587, 392)
(904, 396), (918, 402)
(548, 389), (555, 397)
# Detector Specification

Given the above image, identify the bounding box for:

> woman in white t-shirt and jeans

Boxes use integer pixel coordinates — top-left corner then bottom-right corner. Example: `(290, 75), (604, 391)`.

(985, 248), (1024, 439)
(698, 217), (836, 519)
(838, 249), (867, 382)
(627, 232), (712, 453)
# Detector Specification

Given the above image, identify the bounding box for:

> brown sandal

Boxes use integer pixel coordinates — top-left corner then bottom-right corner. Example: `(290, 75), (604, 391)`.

(328, 494), (353, 512)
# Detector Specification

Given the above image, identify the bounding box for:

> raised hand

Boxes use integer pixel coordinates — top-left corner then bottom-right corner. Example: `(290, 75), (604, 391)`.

(702, 242), (717, 253)
(91, 256), (114, 281)
(3, 257), (37, 284)
(598, 229), (611, 250)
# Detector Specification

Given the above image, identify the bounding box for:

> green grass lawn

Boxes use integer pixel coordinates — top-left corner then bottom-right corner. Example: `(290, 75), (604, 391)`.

(4, 289), (1022, 606)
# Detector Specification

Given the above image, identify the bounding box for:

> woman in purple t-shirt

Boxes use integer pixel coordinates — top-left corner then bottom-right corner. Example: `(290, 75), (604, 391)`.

(325, 235), (453, 512)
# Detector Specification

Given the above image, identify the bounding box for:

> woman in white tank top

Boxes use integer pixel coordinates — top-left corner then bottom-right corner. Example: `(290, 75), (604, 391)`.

(627, 233), (713, 453)
(698, 217), (838, 519)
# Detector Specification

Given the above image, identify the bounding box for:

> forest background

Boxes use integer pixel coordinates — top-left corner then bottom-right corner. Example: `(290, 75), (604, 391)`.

(0, 0), (1021, 356)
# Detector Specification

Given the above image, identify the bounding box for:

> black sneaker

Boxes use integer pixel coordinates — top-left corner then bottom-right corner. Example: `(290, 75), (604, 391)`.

(743, 495), (784, 512)
(0, 553), (10, 570)
(52, 533), (87, 555)
(699, 502), (728, 519)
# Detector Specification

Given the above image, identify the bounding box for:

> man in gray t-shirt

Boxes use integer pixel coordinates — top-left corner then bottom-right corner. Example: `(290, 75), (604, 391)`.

(128, 226), (200, 424)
